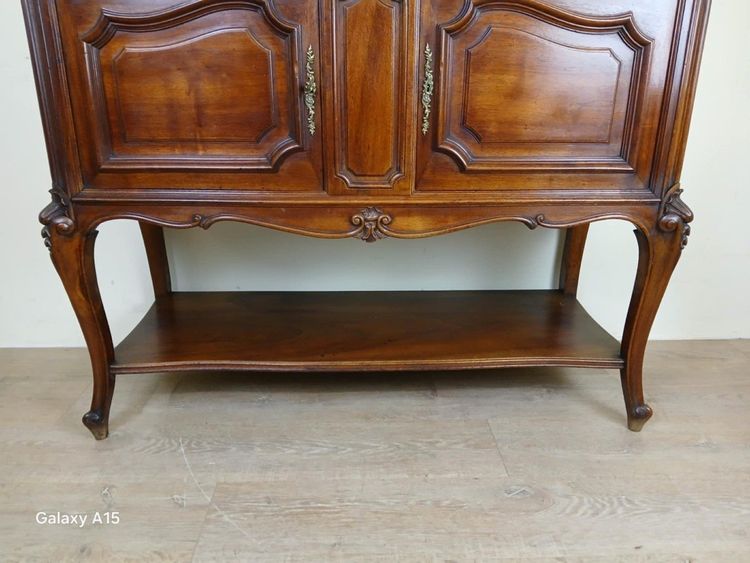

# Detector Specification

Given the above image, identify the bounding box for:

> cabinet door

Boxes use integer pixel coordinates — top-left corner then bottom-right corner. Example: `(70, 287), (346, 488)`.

(57, 0), (322, 192)
(417, 0), (677, 194)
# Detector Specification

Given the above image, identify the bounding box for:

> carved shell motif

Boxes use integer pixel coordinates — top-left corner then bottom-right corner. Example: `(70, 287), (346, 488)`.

(350, 207), (393, 243)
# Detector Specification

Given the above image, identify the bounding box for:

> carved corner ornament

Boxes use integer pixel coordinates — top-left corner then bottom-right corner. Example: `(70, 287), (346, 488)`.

(350, 207), (393, 243)
(658, 183), (694, 249)
(39, 187), (75, 250)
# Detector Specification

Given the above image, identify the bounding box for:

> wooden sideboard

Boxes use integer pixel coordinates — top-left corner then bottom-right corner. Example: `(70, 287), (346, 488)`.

(23, 0), (711, 439)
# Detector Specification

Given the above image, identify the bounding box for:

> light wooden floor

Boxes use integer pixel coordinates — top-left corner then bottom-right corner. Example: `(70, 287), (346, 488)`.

(0, 341), (748, 562)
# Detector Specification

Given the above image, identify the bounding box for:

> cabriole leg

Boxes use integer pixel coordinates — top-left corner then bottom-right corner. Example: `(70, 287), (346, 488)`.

(621, 190), (693, 431)
(41, 198), (115, 440)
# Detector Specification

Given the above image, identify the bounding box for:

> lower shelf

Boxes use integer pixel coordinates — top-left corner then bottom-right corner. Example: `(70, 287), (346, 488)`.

(112, 290), (623, 374)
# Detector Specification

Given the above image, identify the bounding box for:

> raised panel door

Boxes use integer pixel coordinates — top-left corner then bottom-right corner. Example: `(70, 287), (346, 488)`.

(56, 0), (323, 192)
(416, 0), (680, 194)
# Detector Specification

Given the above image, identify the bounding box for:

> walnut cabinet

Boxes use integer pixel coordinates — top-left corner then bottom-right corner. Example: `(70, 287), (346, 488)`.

(23, 0), (711, 439)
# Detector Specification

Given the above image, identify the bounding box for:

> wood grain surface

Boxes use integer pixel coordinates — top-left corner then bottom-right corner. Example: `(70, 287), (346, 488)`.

(112, 291), (623, 373)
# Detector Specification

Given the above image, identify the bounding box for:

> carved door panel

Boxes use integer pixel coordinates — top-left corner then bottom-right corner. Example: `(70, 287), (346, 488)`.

(57, 0), (322, 192)
(416, 0), (671, 194)
(323, 0), (416, 194)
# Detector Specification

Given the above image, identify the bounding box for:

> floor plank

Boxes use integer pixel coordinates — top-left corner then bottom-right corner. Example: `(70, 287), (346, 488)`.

(0, 342), (748, 561)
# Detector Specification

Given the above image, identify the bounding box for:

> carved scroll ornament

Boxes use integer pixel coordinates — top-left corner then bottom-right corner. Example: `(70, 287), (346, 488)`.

(658, 183), (694, 248)
(350, 207), (393, 243)
(39, 187), (75, 250)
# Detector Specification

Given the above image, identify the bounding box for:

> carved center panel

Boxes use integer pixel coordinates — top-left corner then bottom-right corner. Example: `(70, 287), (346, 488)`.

(331, 0), (407, 190)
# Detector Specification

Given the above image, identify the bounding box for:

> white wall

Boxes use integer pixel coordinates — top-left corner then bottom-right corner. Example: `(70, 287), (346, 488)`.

(1, 1), (748, 348)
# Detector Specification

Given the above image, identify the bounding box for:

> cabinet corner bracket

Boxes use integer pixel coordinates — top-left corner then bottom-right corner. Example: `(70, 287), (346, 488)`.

(658, 183), (694, 248)
(39, 187), (76, 250)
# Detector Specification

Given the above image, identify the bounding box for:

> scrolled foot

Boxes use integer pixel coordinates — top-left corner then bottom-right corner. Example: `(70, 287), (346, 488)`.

(82, 410), (109, 440)
(626, 404), (653, 432)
